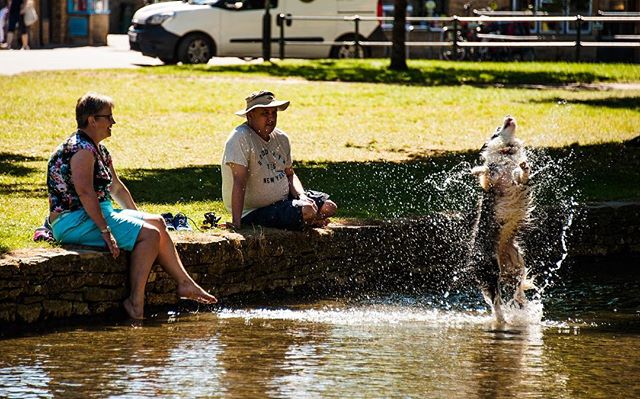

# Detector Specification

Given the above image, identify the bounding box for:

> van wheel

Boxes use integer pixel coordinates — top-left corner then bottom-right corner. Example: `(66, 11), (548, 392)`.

(330, 34), (370, 59)
(178, 33), (215, 64)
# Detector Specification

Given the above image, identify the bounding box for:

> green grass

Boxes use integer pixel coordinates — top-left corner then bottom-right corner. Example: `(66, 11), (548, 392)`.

(150, 59), (640, 86)
(1, 60), (639, 254)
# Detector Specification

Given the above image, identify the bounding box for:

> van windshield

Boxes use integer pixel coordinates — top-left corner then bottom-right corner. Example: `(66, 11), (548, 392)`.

(190, 0), (240, 6)
(194, 0), (276, 8)
(190, 0), (221, 5)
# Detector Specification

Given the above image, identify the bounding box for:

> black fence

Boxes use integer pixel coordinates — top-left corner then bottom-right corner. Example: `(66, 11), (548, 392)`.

(275, 12), (640, 62)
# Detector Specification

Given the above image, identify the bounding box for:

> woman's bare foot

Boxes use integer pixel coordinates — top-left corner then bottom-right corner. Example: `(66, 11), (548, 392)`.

(177, 282), (218, 304)
(123, 297), (144, 320)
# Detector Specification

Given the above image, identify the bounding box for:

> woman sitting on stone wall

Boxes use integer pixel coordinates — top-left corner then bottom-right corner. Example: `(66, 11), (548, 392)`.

(46, 92), (217, 320)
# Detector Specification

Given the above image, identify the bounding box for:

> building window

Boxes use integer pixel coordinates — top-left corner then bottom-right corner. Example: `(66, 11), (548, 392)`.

(68, 0), (110, 14)
(512, 0), (592, 34)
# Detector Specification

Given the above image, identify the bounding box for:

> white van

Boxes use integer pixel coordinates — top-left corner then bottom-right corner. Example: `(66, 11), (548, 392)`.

(128, 0), (385, 64)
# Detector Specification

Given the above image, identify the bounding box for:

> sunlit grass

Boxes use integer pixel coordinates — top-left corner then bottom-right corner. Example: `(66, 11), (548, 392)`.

(1, 62), (639, 253)
(154, 59), (640, 85)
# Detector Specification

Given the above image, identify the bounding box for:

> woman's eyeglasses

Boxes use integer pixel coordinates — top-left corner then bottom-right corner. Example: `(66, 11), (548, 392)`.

(94, 114), (115, 122)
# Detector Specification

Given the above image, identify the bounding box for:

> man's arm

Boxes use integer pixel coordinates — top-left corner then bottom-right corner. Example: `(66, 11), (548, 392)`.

(229, 162), (249, 228)
(286, 167), (318, 217)
(285, 167), (305, 199)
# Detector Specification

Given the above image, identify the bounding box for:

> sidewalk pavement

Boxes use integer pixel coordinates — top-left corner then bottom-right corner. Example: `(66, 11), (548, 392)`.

(0, 34), (251, 75)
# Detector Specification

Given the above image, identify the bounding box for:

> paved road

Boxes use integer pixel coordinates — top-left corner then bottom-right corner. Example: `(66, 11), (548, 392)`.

(0, 34), (251, 75)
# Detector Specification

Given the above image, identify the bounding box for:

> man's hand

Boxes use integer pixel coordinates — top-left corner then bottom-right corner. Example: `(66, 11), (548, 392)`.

(293, 195), (318, 213)
(222, 221), (240, 230)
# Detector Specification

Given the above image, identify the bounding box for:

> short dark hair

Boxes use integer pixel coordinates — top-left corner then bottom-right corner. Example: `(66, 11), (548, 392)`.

(75, 92), (114, 128)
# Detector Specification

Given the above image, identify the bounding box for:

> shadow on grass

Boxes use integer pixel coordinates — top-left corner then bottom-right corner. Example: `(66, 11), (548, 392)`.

(121, 166), (222, 204)
(119, 143), (640, 219)
(0, 152), (47, 196)
(180, 62), (607, 86)
(533, 96), (640, 111)
(0, 152), (44, 177)
(119, 152), (479, 218)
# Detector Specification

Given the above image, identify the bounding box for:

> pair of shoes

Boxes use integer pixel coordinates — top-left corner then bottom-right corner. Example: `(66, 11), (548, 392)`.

(161, 213), (176, 231)
(173, 213), (192, 231)
(202, 212), (221, 229)
(33, 218), (55, 242)
(161, 212), (192, 231)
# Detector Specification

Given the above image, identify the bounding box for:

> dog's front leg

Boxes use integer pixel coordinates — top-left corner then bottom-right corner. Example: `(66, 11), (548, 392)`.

(512, 161), (530, 185)
(471, 165), (490, 191)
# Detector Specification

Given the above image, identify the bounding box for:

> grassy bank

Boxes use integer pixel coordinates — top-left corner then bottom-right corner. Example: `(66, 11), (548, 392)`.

(1, 60), (639, 253)
(157, 59), (640, 86)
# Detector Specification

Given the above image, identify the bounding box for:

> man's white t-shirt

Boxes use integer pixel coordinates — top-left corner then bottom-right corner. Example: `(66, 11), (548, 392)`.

(221, 122), (292, 217)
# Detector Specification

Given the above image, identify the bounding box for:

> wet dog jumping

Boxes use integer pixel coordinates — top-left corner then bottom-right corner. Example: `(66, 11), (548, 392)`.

(468, 116), (534, 323)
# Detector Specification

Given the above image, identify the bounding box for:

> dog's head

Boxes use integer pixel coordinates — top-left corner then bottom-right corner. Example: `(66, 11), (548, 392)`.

(480, 115), (519, 158)
(497, 116), (517, 142)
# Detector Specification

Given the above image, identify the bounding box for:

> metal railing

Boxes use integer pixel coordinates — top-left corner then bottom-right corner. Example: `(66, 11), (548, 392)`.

(275, 13), (640, 61)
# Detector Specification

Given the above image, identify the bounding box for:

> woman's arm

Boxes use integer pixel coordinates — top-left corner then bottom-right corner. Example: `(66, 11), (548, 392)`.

(109, 163), (137, 210)
(70, 150), (119, 258)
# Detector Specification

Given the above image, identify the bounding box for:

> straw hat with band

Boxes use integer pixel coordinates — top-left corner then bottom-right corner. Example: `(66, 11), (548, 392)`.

(235, 90), (290, 116)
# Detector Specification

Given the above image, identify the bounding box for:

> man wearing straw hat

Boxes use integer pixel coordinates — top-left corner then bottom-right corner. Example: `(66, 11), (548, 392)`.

(221, 90), (337, 230)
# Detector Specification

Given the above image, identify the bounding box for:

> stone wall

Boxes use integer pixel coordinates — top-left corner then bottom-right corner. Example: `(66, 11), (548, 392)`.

(1, 202), (638, 330)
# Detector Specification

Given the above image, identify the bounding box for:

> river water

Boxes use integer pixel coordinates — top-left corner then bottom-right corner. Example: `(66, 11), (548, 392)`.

(0, 264), (638, 398)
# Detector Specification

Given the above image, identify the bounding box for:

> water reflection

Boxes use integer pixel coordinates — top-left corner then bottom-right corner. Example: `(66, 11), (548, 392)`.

(1, 276), (639, 398)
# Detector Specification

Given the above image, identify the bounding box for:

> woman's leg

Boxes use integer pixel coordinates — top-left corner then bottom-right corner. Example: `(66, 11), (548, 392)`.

(20, 33), (28, 49)
(144, 215), (217, 304)
(2, 31), (12, 48)
(18, 14), (28, 49)
(123, 224), (160, 319)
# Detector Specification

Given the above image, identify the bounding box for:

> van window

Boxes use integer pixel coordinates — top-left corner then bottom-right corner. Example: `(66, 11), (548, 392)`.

(214, 0), (277, 10)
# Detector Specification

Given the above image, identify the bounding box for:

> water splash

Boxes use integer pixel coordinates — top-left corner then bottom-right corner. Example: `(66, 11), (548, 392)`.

(421, 160), (478, 213)
(218, 305), (494, 327)
(525, 147), (581, 298)
(216, 297), (548, 328)
(501, 299), (544, 326)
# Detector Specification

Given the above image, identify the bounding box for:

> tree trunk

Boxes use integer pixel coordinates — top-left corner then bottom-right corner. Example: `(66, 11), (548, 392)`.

(390, 0), (408, 71)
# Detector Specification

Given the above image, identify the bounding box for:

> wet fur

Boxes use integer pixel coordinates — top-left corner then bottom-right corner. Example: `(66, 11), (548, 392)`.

(468, 116), (534, 323)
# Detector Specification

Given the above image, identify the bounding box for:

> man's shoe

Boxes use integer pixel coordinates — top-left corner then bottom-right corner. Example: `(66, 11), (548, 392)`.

(202, 212), (221, 228)
(172, 213), (192, 231)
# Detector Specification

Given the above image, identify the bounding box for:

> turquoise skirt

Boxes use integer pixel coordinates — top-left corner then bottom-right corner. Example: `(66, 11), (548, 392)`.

(51, 201), (146, 251)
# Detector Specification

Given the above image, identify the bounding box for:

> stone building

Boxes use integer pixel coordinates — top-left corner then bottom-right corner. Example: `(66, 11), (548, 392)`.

(22, 0), (143, 47)
(399, 0), (640, 61)
(18, 0), (640, 62)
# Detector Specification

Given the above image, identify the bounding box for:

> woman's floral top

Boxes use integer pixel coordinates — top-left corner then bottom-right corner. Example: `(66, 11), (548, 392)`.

(47, 130), (113, 213)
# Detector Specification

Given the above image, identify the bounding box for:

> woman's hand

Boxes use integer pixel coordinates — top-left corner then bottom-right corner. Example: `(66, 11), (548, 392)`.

(102, 231), (120, 258)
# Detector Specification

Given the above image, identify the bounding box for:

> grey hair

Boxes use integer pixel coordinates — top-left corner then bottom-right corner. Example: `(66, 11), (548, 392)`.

(75, 92), (115, 128)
